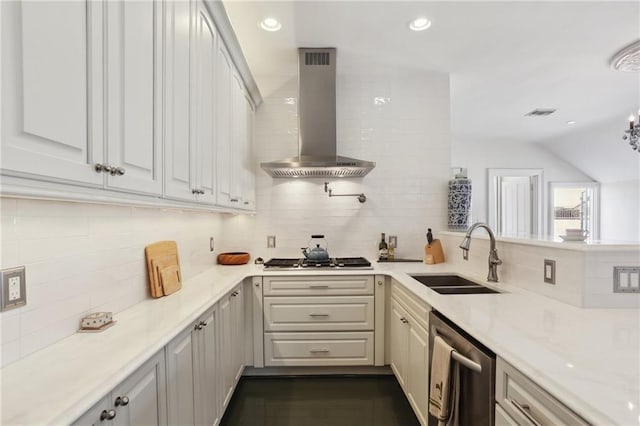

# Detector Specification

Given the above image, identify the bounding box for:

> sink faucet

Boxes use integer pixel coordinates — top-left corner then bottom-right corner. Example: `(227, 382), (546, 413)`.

(459, 222), (503, 282)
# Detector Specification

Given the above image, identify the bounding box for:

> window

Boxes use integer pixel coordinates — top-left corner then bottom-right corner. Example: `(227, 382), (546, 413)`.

(549, 182), (600, 240)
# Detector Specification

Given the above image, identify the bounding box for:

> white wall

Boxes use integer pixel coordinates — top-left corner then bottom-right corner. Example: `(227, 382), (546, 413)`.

(0, 198), (226, 367)
(601, 179), (640, 242)
(222, 71), (452, 260)
(451, 139), (592, 235)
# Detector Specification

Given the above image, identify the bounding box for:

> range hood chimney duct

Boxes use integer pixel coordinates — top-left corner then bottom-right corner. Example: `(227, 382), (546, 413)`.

(260, 48), (375, 178)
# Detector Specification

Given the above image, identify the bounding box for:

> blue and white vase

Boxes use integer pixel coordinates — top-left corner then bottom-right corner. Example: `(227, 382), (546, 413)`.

(448, 177), (472, 230)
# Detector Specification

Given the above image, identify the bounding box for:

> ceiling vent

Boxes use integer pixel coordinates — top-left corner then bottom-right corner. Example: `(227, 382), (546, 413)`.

(525, 108), (556, 117)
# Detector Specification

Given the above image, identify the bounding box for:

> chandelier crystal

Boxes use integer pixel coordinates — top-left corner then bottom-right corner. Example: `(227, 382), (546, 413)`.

(623, 112), (640, 152)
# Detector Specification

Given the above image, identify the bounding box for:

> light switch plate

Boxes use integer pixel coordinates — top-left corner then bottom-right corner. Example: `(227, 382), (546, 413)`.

(267, 235), (276, 248)
(543, 259), (555, 285)
(1, 266), (27, 311)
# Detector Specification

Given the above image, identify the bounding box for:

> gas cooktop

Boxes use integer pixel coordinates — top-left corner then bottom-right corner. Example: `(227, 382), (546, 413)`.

(263, 257), (373, 270)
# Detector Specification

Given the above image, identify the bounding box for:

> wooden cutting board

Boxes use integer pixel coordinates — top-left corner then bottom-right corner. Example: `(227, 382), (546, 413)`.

(145, 241), (182, 297)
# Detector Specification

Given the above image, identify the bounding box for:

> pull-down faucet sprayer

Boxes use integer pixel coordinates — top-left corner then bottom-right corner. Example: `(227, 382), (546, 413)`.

(459, 222), (502, 282)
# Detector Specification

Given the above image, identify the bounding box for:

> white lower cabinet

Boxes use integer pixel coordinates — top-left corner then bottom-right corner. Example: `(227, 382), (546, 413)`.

(264, 331), (374, 366)
(389, 285), (430, 426)
(260, 275), (379, 367)
(72, 350), (167, 426)
(166, 306), (220, 426)
(220, 284), (245, 409)
(496, 357), (589, 426)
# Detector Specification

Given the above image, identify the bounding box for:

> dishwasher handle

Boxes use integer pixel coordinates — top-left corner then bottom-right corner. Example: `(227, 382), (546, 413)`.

(431, 326), (483, 374)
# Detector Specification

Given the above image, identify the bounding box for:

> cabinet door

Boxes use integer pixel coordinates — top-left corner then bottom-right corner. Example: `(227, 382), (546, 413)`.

(195, 308), (220, 426)
(390, 299), (409, 390)
(111, 350), (167, 426)
(219, 295), (234, 408)
(241, 95), (256, 210)
(215, 44), (233, 207)
(104, 0), (162, 195)
(231, 285), (245, 383)
(166, 326), (196, 425)
(1, 0), (104, 185)
(164, 0), (195, 201)
(407, 321), (429, 426)
(71, 396), (112, 426)
(229, 73), (245, 205)
(193, 0), (217, 204)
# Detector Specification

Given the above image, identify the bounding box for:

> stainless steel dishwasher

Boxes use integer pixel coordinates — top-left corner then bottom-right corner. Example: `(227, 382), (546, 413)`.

(428, 311), (496, 426)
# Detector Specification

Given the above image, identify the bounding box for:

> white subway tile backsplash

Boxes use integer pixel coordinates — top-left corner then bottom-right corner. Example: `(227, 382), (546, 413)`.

(0, 197), (224, 367)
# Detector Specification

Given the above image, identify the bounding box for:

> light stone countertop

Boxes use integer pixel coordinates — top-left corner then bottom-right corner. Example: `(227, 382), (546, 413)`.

(1, 262), (638, 425)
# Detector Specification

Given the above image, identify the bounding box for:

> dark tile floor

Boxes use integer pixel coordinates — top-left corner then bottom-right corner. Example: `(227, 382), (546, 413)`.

(220, 375), (420, 426)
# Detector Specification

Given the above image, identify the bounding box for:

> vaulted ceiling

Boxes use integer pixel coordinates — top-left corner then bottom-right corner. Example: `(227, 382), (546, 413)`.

(224, 1), (640, 180)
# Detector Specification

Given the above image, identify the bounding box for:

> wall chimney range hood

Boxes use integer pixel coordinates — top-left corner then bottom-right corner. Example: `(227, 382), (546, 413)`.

(260, 48), (375, 178)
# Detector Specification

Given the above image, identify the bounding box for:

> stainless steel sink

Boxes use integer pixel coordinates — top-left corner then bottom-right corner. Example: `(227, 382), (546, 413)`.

(408, 274), (501, 294)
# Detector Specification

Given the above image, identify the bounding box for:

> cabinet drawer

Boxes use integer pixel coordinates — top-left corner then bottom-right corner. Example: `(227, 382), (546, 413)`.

(263, 275), (374, 296)
(264, 332), (374, 366)
(391, 280), (430, 331)
(496, 358), (589, 426)
(264, 296), (374, 332)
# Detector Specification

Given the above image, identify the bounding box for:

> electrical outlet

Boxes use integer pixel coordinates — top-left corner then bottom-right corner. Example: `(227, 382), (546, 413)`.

(389, 235), (398, 249)
(209, 237), (215, 252)
(1, 266), (27, 311)
(267, 235), (276, 248)
(543, 259), (555, 285)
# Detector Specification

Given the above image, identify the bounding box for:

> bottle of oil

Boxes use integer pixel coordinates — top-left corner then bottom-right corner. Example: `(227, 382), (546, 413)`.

(378, 233), (388, 261)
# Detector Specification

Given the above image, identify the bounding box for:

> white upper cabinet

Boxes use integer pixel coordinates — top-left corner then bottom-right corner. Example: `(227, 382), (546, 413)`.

(216, 43), (233, 207)
(105, 0), (163, 195)
(164, 0), (218, 204)
(241, 95), (256, 210)
(230, 72), (245, 206)
(193, 0), (217, 204)
(1, 0), (256, 212)
(163, 0), (194, 201)
(1, 0), (104, 185)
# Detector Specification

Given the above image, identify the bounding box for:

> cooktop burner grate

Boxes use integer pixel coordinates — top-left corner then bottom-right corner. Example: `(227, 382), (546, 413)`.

(263, 258), (301, 268)
(263, 257), (372, 269)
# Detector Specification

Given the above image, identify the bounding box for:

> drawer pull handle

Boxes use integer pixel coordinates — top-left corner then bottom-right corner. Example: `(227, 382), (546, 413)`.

(309, 313), (329, 317)
(511, 399), (541, 426)
(309, 285), (329, 289)
(309, 348), (330, 353)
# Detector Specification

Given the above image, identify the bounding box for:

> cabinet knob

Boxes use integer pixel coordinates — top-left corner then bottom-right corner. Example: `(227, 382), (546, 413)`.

(200, 320), (208, 327)
(377, 281), (383, 286)
(231, 291), (238, 297)
(115, 396), (129, 407)
(194, 322), (203, 330)
(192, 189), (199, 194)
(100, 409), (116, 421)
(254, 283), (260, 287)
(230, 198), (239, 203)
(94, 163), (111, 173)
(110, 167), (126, 176)
(400, 317), (408, 324)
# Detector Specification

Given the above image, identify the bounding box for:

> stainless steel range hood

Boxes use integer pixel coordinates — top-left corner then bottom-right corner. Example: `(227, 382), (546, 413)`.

(260, 48), (375, 178)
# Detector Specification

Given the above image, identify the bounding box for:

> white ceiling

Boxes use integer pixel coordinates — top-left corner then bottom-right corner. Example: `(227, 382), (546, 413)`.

(223, 1), (640, 146)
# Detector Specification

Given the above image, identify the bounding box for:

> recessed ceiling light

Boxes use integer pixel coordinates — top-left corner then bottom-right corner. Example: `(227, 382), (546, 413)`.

(567, 120), (576, 125)
(259, 17), (281, 32)
(409, 17), (431, 32)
